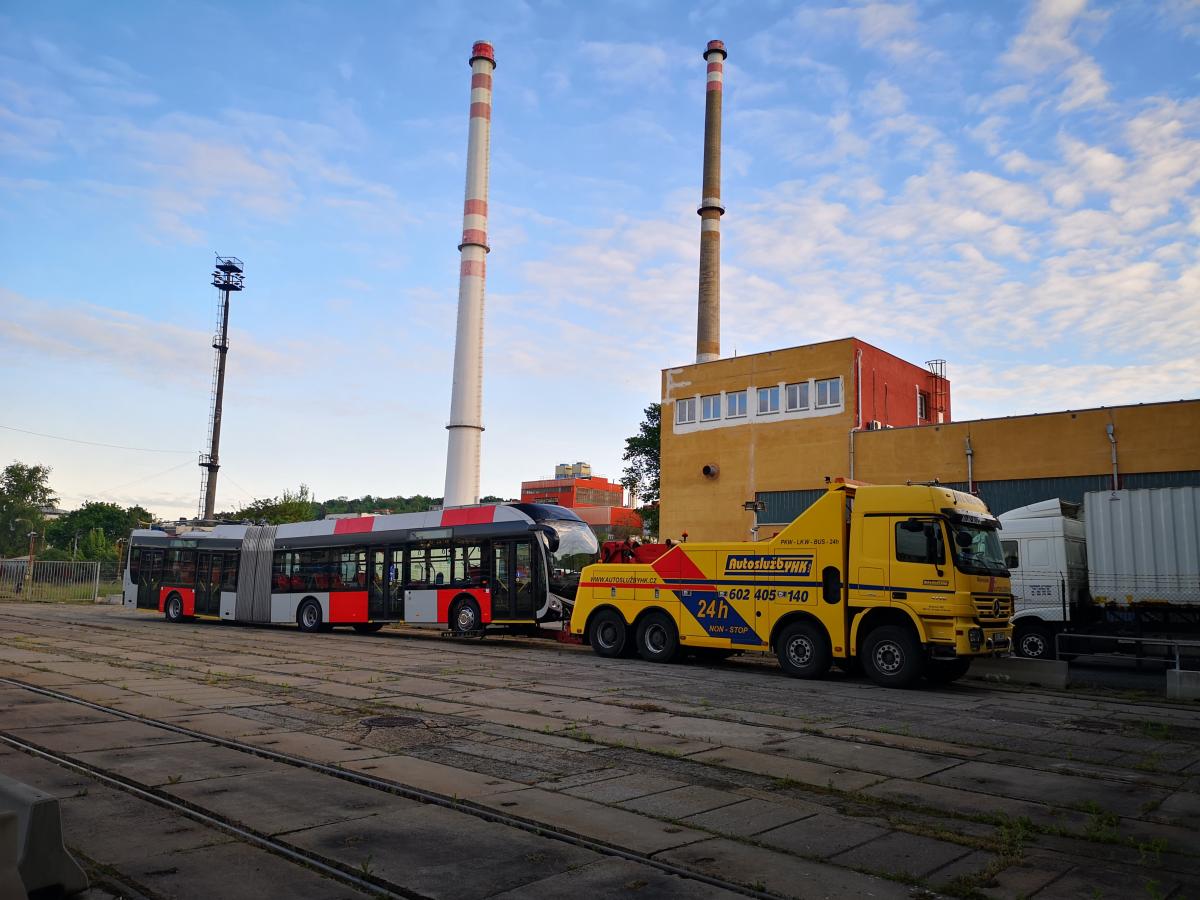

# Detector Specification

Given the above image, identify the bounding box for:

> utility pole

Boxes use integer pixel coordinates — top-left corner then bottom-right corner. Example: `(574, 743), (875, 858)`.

(23, 530), (37, 595)
(199, 255), (244, 521)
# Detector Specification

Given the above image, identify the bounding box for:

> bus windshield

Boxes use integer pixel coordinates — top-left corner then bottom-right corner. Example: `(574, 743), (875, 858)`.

(510, 503), (600, 600)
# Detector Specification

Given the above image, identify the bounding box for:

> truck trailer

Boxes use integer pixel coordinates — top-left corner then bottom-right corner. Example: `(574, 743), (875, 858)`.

(571, 481), (1012, 688)
(1002, 486), (1200, 660)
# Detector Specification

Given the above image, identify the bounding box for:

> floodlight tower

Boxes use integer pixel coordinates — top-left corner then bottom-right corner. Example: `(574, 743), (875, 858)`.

(199, 255), (243, 521)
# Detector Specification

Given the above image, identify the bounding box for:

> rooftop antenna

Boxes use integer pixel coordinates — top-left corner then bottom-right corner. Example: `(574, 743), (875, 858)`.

(198, 255), (243, 521)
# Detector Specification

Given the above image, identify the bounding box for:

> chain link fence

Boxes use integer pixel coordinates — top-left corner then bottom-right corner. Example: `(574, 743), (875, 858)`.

(0, 559), (124, 603)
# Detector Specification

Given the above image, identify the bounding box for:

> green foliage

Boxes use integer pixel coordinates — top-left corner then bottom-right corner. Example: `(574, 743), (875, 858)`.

(45, 501), (150, 558)
(0, 461), (56, 557)
(315, 493), (440, 517)
(222, 484), (318, 525)
(621, 404), (660, 537)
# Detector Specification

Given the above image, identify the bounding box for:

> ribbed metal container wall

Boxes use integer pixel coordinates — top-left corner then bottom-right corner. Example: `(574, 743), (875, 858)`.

(1084, 487), (1200, 605)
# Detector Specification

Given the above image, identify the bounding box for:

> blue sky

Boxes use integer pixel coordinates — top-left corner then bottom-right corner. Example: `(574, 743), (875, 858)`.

(2, 0), (1198, 520)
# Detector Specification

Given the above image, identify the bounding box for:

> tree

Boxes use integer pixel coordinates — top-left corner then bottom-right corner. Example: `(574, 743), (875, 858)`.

(46, 502), (151, 556)
(0, 462), (56, 557)
(621, 404), (660, 537)
(224, 485), (318, 525)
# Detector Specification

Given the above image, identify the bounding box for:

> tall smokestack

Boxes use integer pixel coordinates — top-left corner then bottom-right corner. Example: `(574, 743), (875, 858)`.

(444, 40), (496, 508)
(695, 39), (726, 364)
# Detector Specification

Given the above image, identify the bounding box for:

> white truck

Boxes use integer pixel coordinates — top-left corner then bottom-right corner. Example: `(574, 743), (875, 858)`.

(1001, 486), (1200, 660)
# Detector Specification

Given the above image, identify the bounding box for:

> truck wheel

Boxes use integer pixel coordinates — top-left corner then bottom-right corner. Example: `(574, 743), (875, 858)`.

(636, 611), (679, 663)
(1014, 622), (1056, 660)
(926, 657), (972, 684)
(776, 621), (831, 679)
(862, 626), (925, 688)
(589, 609), (628, 658)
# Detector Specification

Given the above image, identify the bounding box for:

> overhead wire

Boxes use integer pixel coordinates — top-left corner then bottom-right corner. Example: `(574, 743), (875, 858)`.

(0, 423), (192, 454)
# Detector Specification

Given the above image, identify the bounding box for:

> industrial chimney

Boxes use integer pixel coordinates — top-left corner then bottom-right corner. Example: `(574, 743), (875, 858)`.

(444, 41), (496, 508)
(695, 39), (726, 364)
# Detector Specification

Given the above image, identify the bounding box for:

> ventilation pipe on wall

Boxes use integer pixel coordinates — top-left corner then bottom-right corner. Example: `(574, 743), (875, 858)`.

(964, 433), (974, 493)
(1106, 422), (1119, 491)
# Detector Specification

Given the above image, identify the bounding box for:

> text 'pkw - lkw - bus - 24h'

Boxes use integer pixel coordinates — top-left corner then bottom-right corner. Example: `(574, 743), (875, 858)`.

(123, 504), (599, 634)
(571, 482), (1013, 688)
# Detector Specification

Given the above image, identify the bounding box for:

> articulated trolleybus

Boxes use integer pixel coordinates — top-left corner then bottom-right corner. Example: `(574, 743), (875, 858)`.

(123, 504), (599, 634)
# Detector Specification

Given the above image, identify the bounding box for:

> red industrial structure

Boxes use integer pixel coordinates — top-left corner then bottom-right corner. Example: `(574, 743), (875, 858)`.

(520, 463), (642, 540)
(852, 338), (951, 429)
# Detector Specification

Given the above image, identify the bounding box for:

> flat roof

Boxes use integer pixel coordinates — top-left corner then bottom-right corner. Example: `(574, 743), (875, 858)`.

(858, 397), (1200, 432)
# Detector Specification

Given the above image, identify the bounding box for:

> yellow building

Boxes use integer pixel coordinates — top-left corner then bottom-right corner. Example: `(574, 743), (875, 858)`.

(659, 338), (1200, 542)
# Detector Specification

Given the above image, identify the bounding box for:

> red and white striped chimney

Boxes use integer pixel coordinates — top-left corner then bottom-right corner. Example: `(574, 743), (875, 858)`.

(695, 39), (726, 364)
(444, 40), (495, 508)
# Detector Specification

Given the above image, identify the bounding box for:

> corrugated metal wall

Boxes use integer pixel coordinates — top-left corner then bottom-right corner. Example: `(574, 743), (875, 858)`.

(756, 470), (1200, 524)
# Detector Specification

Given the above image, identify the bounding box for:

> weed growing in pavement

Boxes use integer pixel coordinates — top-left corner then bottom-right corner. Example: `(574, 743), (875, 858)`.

(357, 853), (374, 878)
(1082, 806), (1122, 843)
(1129, 720), (1173, 741)
(1133, 752), (1163, 773)
(166, 774), (182, 785)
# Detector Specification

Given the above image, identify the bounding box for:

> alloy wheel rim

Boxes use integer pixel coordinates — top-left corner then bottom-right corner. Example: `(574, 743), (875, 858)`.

(646, 624), (667, 653)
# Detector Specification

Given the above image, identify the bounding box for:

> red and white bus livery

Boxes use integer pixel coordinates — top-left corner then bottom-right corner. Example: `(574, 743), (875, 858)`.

(123, 503), (599, 634)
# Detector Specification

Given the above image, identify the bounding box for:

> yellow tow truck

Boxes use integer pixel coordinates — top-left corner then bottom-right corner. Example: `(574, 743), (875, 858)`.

(571, 481), (1012, 687)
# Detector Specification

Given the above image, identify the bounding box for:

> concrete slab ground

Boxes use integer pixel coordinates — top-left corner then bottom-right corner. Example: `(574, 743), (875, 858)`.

(2, 601), (1199, 899)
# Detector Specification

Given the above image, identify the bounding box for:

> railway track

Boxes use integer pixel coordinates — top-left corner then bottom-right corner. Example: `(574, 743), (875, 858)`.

(1, 677), (778, 900)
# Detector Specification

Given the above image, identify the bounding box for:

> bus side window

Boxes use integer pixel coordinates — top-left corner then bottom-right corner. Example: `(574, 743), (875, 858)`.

(429, 543), (451, 586)
(453, 543), (485, 585)
(130, 549), (141, 582)
(223, 554), (239, 591)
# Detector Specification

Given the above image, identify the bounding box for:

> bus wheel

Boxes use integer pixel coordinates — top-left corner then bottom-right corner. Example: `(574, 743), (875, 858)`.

(451, 597), (481, 635)
(926, 657), (972, 684)
(589, 609), (628, 658)
(297, 599), (324, 633)
(164, 593), (184, 623)
(776, 621), (831, 679)
(353, 622), (385, 634)
(862, 626), (924, 688)
(636, 611), (679, 664)
(1014, 622), (1055, 660)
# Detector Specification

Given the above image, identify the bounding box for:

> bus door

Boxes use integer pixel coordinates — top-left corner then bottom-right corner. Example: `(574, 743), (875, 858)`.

(369, 549), (403, 620)
(195, 551), (220, 615)
(490, 541), (538, 621)
(513, 541), (536, 619)
(137, 549), (164, 610)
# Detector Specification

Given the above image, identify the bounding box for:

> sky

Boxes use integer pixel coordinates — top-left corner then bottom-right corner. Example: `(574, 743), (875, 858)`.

(1, 0), (1198, 522)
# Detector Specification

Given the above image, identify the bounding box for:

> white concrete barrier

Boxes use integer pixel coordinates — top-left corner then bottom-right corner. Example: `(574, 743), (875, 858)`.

(966, 656), (1069, 690)
(0, 774), (88, 896)
(1166, 669), (1200, 701)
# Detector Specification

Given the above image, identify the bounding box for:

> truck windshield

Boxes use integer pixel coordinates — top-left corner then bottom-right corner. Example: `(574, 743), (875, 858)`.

(948, 522), (1008, 576)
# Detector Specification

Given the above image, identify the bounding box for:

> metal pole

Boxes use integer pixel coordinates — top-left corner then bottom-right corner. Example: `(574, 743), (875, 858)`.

(204, 288), (231, 520)
(24, 530), (36, 596)
(91, 561), (100, 604)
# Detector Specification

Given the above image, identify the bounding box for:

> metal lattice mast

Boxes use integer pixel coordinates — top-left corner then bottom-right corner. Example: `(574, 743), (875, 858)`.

(199, 255), (243, 520)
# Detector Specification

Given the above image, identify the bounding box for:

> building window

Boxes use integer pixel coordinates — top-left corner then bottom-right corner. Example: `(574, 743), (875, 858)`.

(815, 377), (842, 408)
(785, 381), (810, 411)
(917, 391), (930, 421)
(726, 390), (747, 418)
(701, 394), (721, 422)
(675, 398), (696, 425)
(757, 386), (780, 415)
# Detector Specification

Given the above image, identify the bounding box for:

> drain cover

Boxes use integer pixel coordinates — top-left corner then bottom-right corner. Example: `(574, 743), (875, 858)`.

(362, 715), (423, 728)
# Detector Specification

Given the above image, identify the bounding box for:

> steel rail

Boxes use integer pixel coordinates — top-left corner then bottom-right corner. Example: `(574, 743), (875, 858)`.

(1, 677), (778, 900)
